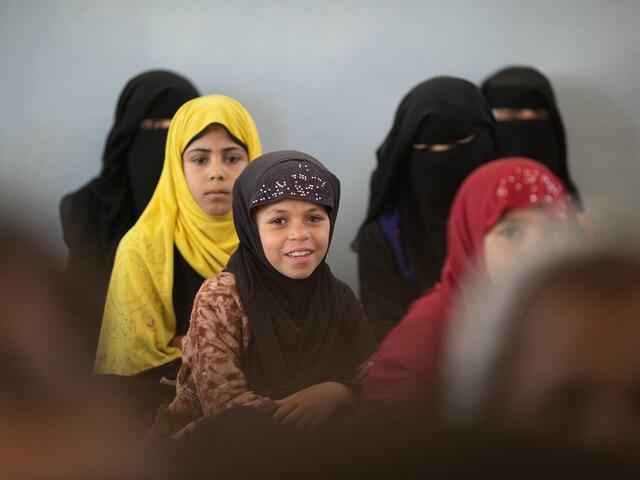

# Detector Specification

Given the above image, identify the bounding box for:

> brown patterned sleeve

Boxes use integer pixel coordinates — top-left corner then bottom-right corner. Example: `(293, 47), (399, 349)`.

(181, 273), (278, 417)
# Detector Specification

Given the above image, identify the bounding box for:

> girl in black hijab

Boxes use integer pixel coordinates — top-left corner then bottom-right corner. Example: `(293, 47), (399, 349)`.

(355, 76), (497, 341)
(149, 150), (375, 440)
(481, 66), (579, 198)
(59, 70), (199, 351)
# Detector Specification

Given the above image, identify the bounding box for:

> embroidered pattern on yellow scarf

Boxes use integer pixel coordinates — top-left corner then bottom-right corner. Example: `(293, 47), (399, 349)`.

(95, 95), (262, 375)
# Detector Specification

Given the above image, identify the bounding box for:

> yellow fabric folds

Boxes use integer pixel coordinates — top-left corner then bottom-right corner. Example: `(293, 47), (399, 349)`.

(95, 95), (262, 375)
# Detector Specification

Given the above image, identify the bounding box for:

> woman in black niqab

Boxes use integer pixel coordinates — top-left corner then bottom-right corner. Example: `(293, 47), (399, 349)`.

(481, 66), (579, 199)
(355, 76), (497, 341)
(59, 70), (199, 351)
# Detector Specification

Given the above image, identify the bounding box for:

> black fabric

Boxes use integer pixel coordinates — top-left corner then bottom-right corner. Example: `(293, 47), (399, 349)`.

(355, 77), (497, 334)
(403, 124), (496, 289)
(95, 374), (176, 427)
(168, 414), (640, 480)
(172, 245), (206, 336)
(59, 70), (199, 352)
(226, 150), (376, 399)
(481, 66), (580, 200)
(357, 222), (420, 342)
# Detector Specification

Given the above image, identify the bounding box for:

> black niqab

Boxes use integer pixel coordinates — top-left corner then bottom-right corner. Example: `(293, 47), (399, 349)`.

(59, 70), (199, 349)
(356, 76), (497, 290)
(481, 66), (579, 198)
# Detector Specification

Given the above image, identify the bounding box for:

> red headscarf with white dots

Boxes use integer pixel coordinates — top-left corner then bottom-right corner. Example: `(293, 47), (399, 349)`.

(361, 157), (572, 413)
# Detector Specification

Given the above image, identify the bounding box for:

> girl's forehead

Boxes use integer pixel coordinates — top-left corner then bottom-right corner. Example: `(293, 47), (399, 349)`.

(498, 206), (552, 223)
(182, 123), (242, 153)
(254, 198), (329, 215)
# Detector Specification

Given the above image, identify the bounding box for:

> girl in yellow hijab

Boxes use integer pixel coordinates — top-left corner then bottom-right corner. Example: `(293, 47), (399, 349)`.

(95, 95), (262, 376)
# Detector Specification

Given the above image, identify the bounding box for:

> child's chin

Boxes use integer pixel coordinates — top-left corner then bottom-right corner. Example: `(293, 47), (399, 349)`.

(206, 208), (231, 217)
(202, 201), (231, 217)
(281, 266), (315, 280)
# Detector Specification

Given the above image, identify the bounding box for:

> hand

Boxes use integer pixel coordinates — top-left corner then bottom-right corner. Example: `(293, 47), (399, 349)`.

(272, 382), (356, 431)
(169, 335), (184, 349)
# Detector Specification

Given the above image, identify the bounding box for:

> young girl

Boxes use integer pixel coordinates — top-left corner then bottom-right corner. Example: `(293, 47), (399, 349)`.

(360, 157), (574, 414)
(150, 150), (376, 439)
(354, 76), (498, 341)
(95, 95), (262, 377)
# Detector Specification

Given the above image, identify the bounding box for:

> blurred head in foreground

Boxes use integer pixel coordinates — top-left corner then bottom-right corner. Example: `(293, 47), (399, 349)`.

(0, 217), (155, 479)
(443, 237), (640, 456)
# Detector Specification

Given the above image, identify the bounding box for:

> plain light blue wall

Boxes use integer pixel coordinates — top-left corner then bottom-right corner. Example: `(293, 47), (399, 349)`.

(2, 0), (639, 289)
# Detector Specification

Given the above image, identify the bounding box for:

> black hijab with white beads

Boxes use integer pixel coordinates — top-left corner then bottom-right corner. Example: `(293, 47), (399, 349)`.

(227, 150), (375, 398)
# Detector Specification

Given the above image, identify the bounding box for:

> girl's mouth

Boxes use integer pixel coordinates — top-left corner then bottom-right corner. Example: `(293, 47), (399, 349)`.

(285, 249), (315, 265)
(285, 249), (312, 258)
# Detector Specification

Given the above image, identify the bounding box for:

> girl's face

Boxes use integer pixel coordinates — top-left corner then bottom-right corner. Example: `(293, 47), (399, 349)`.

(254, 199), (330, 279)
(182, 125), (249, 216)
(483, 207), (564, 282)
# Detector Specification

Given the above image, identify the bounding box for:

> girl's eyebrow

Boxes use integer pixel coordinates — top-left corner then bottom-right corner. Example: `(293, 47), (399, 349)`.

(264, 207), (324, 216)
(185, 146), (243, 155)
(266, 208), (289, 215)
(186, 148), (211, 154)
(222, 146), (244, 152)
(499, 217), (527, 224)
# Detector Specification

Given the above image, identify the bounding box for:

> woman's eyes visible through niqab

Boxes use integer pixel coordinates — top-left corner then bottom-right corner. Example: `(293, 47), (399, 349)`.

(412, 133), (476, 153)
(141, 118), (173, 130)
(492, 108), (550, 122)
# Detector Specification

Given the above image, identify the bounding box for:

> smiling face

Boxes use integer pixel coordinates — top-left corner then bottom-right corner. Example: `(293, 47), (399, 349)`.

(182, 124), (249, 216)
(254, 199), (331, 279)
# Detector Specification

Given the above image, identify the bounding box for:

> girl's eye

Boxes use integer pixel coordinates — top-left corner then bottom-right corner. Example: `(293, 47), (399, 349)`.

(499, 226), (522, 240)
(269, 217), (286, 225)
(225, 155), (241, 164)
(307, 215), (325, 223)
(192, 156), (207, 165)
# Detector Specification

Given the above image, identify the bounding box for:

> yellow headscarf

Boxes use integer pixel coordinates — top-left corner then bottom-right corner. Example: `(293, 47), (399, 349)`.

(95, 95), (262, 375)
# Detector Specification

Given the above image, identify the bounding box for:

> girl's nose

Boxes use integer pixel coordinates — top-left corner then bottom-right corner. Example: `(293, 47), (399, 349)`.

(208, 159), (226, 180)
(289, 222), (310, 241)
